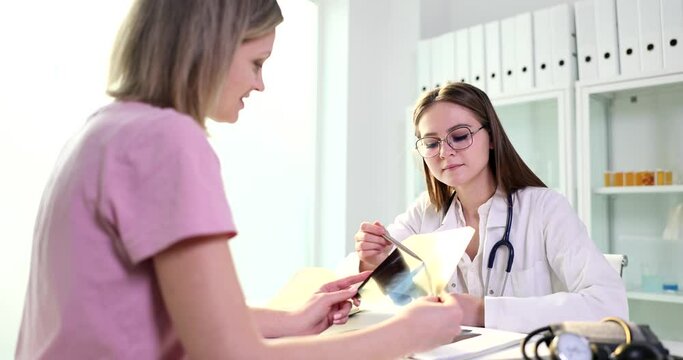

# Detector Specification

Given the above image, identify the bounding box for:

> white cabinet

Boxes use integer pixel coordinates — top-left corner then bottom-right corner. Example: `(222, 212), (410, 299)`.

(576, 70), (683, 341)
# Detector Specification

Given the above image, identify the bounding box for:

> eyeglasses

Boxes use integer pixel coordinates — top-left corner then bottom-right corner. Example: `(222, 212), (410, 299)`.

(415, 126), (486, 158)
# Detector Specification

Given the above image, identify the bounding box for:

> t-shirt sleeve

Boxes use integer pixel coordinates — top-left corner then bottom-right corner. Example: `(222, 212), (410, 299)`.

(98, 114), (236, 265)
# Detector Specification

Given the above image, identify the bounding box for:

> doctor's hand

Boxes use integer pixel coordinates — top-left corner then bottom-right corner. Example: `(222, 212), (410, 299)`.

(395, 294), (464, 352)
(290, 272), (371, 335)
(451, 293), (484, 327)
(355, 221), (392, 271)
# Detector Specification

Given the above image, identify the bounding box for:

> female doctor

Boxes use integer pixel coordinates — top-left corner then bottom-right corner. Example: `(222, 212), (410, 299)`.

(353, 82), (628, 333)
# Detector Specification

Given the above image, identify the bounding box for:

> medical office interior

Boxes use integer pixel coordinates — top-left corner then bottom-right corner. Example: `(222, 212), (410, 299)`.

(1, 0), (682, 357)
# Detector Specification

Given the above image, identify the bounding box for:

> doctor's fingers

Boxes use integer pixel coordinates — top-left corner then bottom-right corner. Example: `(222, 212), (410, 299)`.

(354, 230), (390, 247)
(358, 221), (386, 236)
(355, 238), (391, 252)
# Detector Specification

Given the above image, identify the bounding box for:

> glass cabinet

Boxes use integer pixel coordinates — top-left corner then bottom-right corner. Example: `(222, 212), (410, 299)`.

(492, 87), (575, 205)
(576, 70), (683, 341)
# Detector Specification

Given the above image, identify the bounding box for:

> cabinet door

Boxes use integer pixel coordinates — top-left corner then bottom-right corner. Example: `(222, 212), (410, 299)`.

(495, 98), (563, 194)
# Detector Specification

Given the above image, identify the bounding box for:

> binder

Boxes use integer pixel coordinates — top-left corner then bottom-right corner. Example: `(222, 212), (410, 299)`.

(551, 3), (578, 85)
(533, 7), (554, 88)
(595, 0), (620, 78)
(661, 0), (683, 71)
(638, 0), (663, 72)
(515, 13), (535, 90)
(417, 39), (432, 93)
(440, 32), (457, 86)
(501, 16), (517, 93)
(469, 25), (487, 91)
(575, 0), (600, 81)
(485, 21), (502, 96)
(430, 36), (444, 89)
(616, 0), (642, 76)
(455, 28), (470, 83)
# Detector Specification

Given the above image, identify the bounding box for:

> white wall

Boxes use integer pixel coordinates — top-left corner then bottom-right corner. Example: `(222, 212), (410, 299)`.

(315, 0), (420, 267)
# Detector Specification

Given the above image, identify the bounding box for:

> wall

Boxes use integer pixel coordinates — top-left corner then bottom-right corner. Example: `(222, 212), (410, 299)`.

(316, 0), (420, 268)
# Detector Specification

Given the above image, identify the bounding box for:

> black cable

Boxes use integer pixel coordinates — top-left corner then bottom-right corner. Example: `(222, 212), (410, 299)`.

(521, 326), (552, 360)
(534, 335), (554, 360)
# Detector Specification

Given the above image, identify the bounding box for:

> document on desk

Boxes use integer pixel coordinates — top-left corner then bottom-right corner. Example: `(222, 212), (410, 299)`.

(409, 326), (525, 360)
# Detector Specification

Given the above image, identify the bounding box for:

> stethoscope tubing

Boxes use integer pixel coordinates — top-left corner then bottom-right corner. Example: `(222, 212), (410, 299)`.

(484, 192), (515, 297)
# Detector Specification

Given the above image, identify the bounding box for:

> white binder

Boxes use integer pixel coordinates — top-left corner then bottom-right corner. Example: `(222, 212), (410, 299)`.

(638, 0), (664, 72)
(616, 0), (642, 76)
(485, 21), (502, 96)
(533, 7), (554, 88)
(551, 3), (578, 85)
(455, 28), (470, 84)
(595, 0), (621, 78)
(661, 0), (683, 71)
(515, 12), (535, 90)
(440, 32), (457, 86)
(469, 25), (487, 91)
(417, 39), (432, 93)
(575, 0), (600, 81)
(430, 36), (443, 89)
(501, 16), (517, 93)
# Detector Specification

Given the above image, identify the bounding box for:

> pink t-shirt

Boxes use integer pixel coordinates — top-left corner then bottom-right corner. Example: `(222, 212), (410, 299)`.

(16, 101), (236, 359)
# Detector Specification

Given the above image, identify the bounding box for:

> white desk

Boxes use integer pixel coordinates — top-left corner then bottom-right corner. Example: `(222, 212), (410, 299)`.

(323, 311), (683, 359)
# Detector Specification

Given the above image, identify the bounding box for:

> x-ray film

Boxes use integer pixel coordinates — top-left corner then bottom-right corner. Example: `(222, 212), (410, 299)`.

(355, 227), (475, 310)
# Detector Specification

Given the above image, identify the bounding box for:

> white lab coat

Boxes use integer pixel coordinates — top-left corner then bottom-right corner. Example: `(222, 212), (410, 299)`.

(342, 187), (628, 333)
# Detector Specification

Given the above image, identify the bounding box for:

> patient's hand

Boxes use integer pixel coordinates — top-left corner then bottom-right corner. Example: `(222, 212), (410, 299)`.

(291, 272), (371, 335)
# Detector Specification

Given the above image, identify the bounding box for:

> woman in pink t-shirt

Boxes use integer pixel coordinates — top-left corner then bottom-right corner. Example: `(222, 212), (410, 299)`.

(16, 1), (463, 359)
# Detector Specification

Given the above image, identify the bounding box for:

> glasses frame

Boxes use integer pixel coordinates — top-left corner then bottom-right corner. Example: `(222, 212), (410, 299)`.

(415, 125), (486, 158)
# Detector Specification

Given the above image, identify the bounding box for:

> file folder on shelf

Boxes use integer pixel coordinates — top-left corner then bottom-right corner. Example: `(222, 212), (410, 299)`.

(455, 28), (470, 84)
(417, 39), (432, 93)
(551, 3), (578, 85)
(575, 0), (600, 81)
(439, 32), (457, 87)
(616, 0), (642, 76)
(515, 12), (535, 90)
(469, 25), (487, 92)
(661, 0), (683, 71)
(501, 16), (517, 93)
(595, 0), (620, 78)
(638, 0), (664, 72)
(485, 20), (502, 96)
(430, 36), (444, 89)
(533, 7), (554, 88)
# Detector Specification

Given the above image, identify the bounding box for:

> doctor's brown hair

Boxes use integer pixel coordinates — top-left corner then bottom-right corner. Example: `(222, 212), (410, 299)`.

(107, 0), (283, 127)
(412, 83), (546, 214)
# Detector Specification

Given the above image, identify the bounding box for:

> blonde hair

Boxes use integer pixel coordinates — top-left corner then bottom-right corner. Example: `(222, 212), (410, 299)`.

(107, 0), (283, 127)
(413, 83), (546, 214)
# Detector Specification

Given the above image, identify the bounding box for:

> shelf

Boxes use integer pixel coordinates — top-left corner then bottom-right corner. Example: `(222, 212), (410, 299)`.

(593, 185), (683, 195)
(627, 291), (683, 304)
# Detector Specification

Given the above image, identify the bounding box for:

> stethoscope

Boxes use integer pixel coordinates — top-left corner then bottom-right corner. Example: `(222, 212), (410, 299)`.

(484, 192), (515, 297)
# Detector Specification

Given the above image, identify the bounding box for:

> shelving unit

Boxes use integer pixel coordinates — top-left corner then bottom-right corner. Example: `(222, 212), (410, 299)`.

(594, 185), (683, 195)
(627, 291), (683, 305)
(576, 70), (683, 341)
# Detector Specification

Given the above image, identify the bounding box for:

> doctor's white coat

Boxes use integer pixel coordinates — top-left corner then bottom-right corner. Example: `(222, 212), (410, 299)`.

(344, 187), (628, 333)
